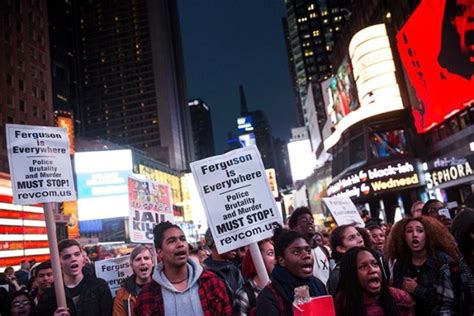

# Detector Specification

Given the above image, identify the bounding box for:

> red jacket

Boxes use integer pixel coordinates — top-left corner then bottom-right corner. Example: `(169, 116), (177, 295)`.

(134, 270), (231, 316)
(364, 287), (415, 316)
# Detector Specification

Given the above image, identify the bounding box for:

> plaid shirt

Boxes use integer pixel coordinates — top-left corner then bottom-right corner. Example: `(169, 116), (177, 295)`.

(232, 279), (263, 316)
(134, 270), (232, 316)
(393, 251), (455, 316)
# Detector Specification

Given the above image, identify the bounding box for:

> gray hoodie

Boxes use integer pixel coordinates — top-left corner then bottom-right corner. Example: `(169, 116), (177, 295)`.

(153, 259), (204, 316)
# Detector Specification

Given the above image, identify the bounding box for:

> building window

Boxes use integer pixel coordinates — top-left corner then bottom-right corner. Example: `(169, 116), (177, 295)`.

(19, 100), (26, 112)
(40, 90), (45, 101)
(6, 74), (13, 86)
(32, 86), (37, 98)
(7, 95), (14, 108)
(19, 79), (24, 91)
(33, 106), (38, 117)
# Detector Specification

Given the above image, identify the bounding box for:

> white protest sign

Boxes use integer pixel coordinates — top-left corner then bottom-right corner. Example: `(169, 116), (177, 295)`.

(95, 255), (133, 297)
(190, 146), (282, 254)
(128, 176), (174, 243)
(323, 196), (364, 227)
(6, 124), (76, 205)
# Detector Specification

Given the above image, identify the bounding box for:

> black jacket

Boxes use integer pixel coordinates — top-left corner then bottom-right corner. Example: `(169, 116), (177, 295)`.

(256, 275), (327, 316)
(34, 273), (113, 316)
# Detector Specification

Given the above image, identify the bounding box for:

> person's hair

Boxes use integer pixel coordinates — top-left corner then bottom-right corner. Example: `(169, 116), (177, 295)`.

(153, 221), (182, 249)
(273, 228), (306, 261)
(385, 216), (458, 261)
(130, 245), (153, 264)
(241, 239), (273, 279)
(421, 199), (444, 215)
(58, 239), (81, 254)
(34, 261), (51, 276)
(451, 208), (474, 256)
(4, 267), (13, 274)
(288, 206), (312, 229)
(438, 0), (474, 79)
(20, 261), (29, 270)
(330, 224), (370, 262)
(336, 247), (399, 316)
(410, 201), (424, 213)
(8, 290), (35, 312)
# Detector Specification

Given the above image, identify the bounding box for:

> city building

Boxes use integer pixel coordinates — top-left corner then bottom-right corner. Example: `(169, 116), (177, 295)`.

(78, 0), (194, 171)
(237, 85), (275, 169)
(319, 0), (474, 222)
(188, 99), (215, 161)
(273, 137), (293, 189)
(283, 0), (353, 127)
(0, 0), (54, 173)
(47, 0), (82, 116)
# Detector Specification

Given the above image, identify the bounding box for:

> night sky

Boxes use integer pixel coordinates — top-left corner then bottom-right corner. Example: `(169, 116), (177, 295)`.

(178, 0), (296, 154)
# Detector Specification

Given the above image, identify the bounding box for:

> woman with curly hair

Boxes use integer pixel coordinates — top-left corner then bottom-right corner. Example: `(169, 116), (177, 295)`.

(335, 247), (414, 316)
(386, 216), (456, 315)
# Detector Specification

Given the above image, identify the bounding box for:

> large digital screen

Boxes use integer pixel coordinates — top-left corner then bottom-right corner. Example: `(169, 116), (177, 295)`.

(74, 150), (133, 221)
(288, 139), (318, 182)
(397, 0), (474, 133)
(325, 24), (403, 149)
(328, 58), (359, 125)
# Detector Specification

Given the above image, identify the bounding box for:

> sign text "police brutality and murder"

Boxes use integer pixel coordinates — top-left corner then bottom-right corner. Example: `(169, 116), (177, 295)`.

(191, 146), (281, 254)
(6, 124), (76, 205)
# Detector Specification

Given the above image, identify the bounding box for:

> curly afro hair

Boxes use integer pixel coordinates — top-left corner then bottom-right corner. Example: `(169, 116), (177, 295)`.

(385, 216), (457, 261)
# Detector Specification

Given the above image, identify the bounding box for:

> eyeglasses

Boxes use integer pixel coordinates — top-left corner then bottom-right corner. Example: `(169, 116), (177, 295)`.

(12, 299), (31, 308)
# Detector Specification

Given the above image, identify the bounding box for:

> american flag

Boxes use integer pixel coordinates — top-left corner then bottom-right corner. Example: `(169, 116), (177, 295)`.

(0, 174), (50, 270)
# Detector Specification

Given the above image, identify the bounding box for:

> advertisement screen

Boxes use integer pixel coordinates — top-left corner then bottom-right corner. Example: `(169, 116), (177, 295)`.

(328, 58), (359, 125)
(288, 139), (318, 182)
(397, 0), (474, 133)
(325, 24), (403, 150)
(74, 150), (133, 221)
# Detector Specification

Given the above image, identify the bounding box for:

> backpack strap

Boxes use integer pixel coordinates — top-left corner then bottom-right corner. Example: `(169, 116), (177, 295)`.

(267, 283), (285, 314)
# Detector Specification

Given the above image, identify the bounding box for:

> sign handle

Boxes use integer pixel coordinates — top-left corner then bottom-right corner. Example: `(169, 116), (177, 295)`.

(248, 242), (270, 285)
(44, 203), (67, 308)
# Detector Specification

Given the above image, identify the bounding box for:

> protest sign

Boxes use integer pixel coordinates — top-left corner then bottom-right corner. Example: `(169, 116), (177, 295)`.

(128, 176), (174, 243)
(6, 124), (76, 205)
(323, 196), (364, 227)
(190, 146), (282, 254)
(95, 255), (133, 297)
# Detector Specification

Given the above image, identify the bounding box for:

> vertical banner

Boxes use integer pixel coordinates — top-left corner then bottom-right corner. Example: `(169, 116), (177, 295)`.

(128, 176), (173, 243)
(94, 255), (133, 297)
(6, 124), (76, 204)
(190, 146), (282, 254)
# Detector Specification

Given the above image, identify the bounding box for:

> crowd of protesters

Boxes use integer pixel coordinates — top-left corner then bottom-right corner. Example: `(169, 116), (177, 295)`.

(0, 197), (473, 315)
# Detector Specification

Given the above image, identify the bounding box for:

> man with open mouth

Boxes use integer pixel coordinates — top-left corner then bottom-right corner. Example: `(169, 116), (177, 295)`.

(35, 239), (113, 316)
(134, 222), (232, 316)
(113, 245), (154, 316)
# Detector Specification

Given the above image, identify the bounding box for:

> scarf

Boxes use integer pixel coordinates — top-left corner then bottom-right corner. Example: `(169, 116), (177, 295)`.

(271, 265), (326, 303)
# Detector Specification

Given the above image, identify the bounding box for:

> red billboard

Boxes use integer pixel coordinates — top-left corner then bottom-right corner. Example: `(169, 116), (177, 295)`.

(397, 0), (474, 133)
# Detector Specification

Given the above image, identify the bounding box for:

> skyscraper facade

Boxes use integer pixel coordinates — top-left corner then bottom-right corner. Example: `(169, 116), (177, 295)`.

(188, 99), (215, 161)
(78, 0), (193, 170)
(0, 0), (54, 173)
(283, 0), (352, 127)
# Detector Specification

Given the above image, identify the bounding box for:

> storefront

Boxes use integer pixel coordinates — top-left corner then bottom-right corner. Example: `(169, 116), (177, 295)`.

(327, 159), (425, 222)
(424, 154), (474, 207)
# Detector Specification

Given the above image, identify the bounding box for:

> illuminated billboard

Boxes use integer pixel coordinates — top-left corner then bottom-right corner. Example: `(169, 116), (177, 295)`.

(288, 139), (318, 182)
(397, 0), (473, 133)
(55, 111), (75, 154)
(325, 24), (403, 150)
(74, 150), (133, 221)
(328, 57), (359, 126)
(237, 116), (254, 132)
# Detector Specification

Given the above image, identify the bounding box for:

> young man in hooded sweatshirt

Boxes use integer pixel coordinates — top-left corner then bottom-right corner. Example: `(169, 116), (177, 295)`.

(134, 222), (232, 316)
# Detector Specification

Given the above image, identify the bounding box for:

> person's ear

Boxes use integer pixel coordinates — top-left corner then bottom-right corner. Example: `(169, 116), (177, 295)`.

(277, 256), (286, 267)
(336, 245), (346, 254)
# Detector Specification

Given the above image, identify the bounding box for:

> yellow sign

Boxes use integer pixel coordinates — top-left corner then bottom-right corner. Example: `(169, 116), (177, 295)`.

(265, 168), (279, 198)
